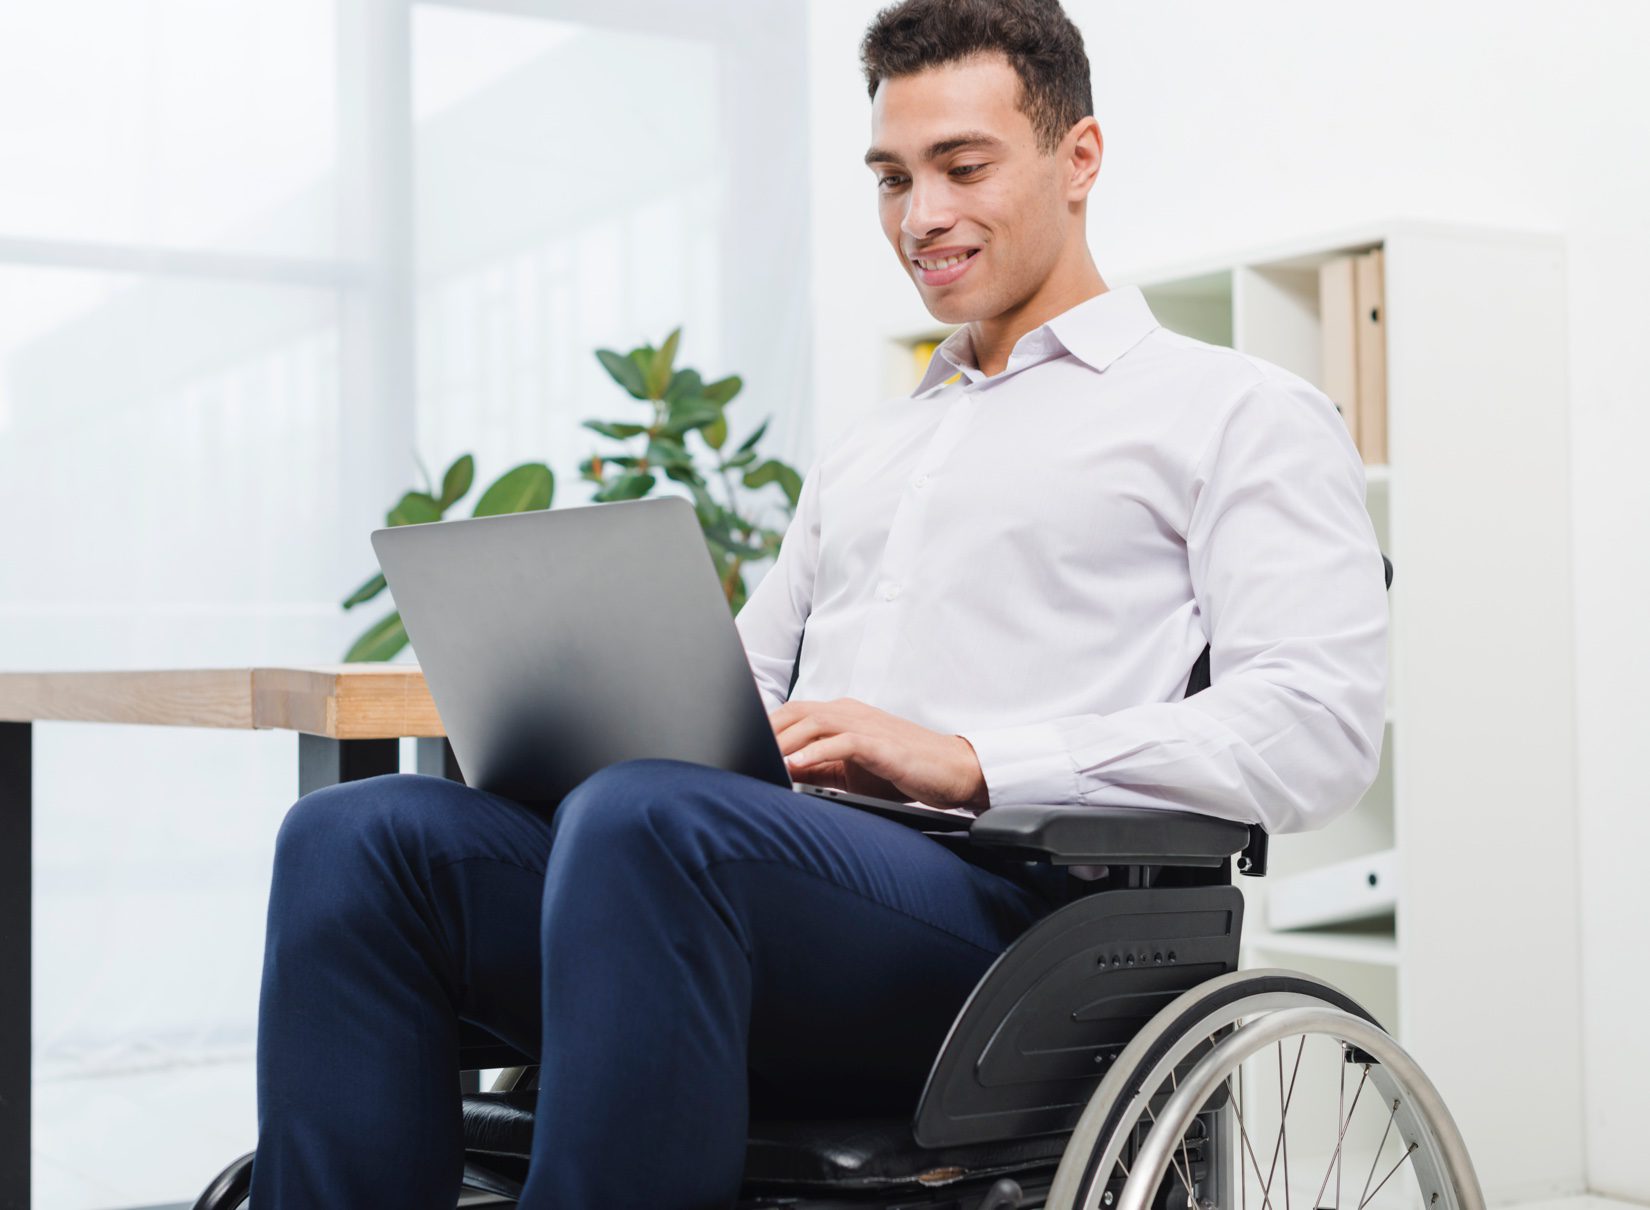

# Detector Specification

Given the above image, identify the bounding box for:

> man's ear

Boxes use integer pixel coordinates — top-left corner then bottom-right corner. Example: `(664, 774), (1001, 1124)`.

(1064, 116), (1103, 202)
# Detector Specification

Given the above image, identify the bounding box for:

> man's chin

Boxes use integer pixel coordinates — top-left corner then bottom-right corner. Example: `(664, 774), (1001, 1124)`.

(917, 285), (984, 326)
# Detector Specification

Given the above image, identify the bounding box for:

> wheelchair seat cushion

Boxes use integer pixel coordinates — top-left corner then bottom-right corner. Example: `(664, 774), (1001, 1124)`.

(462, 1092), (1065, 1194)
(741, 1117), (1065, 1194)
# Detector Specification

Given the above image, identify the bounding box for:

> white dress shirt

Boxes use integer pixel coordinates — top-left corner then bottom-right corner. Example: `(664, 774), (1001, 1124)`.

(735, 285), (1387, 834)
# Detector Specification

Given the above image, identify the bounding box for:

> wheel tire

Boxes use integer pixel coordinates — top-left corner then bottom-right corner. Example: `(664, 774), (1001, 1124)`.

(1045, 968), (1481, 1210)
(191, 1151), (253, 1210)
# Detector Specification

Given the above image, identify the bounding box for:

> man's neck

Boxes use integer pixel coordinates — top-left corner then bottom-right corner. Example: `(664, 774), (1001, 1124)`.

(966, 253), (1108, 377)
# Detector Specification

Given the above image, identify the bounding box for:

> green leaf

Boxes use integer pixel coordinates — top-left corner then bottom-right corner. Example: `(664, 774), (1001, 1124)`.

(774, 465), (803, 508)
(662, 464), (704, 486)
(594, 471), (654, 502)
(341, 571), (387, 610)
(344, 611), (409, 662)
(701, 375), (742, 405)
(687, 481), (725, 529)
(736, 417), (770, 453)
(582, 420), (649, 440)
(629, 348), (655, 396)
(387, 491), (442, 527)
(743, 459), (803, 508)
(596, 348), (649, 399)
(663, 368), (703, 403)
(660, 400), (723, 438)
(702, 414), (728, 450)
(646, 327), (681, 399)
(719, 448), (757, 470)
(646, 436), (693, 467)
(438, 454), (475, 509)
(473, 463), (554, 516)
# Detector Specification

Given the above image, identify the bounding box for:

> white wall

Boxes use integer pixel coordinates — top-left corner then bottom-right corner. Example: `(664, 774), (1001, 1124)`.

(805, 1), (1650, 1199)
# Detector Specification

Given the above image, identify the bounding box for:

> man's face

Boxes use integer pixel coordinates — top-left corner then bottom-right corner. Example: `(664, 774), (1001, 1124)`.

(866, 54), (1071, 325)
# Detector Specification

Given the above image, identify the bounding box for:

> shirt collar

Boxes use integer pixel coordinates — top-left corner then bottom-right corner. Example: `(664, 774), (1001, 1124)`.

(912, 285), (1160, 397)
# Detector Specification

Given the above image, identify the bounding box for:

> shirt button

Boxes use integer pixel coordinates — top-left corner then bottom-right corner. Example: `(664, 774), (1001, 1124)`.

(913, 474), (930, 489)
(878, 581), (902, 602)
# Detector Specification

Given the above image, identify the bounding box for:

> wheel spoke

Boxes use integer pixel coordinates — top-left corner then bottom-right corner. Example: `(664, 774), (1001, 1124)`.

(1357, 1098), (1402, 1209)
(1338, 1058), (1346, 1210)
(1227, 1069), (1278, 1210)
(1279, 1041), (1292, 1210)
(1143, 1100), (1198, 1201)
(1310, 1060), (1369, 1210)
(1261, 1037), (1306, 1201)
(1169, 1068), (1197, 1205)
(1359, 1141), (1419, 1210)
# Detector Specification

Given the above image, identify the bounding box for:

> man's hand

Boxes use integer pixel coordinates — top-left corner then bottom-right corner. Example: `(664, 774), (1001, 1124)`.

(768, 697), (990, 812)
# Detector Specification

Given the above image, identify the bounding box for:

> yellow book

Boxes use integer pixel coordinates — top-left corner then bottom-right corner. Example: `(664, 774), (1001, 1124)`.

(1355, 248), (1388, 465)
(1318, 255), (1361, 456)
(911, 340), (941, 387)
(908, 338), (961, 392)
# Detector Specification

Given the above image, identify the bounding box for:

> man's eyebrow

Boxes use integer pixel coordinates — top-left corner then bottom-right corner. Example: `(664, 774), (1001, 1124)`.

(863, 132), (1005, 167)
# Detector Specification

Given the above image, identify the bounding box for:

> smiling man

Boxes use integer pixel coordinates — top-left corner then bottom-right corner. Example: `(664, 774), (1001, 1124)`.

(250, 1), (1386, 1207)
(747, 0), (1385, 835)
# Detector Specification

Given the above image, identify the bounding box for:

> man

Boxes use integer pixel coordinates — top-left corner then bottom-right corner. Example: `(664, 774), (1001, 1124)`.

(251, 0), (1387, 1205)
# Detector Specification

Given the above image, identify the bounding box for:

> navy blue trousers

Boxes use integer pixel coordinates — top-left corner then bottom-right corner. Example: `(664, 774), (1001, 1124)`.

(251, 759), (1068, 1207)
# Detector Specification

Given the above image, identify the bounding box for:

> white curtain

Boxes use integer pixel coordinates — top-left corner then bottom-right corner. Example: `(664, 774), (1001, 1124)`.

(0, 1), (810, 1204)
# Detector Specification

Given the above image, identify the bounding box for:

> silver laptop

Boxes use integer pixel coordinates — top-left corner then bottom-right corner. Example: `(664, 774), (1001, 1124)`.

(370, 495), (974, 831)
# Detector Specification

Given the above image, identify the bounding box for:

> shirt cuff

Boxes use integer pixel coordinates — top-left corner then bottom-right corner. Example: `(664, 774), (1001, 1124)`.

(957, 721), (1081, 809)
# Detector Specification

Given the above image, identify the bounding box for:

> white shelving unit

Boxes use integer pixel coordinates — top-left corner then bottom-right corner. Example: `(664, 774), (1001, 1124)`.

(885, 221), (1582, 1200)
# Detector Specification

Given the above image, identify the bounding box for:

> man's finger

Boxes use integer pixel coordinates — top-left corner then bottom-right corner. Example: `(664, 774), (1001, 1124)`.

(787, 731), (861, 770)
(774, 714), (834, 756)
(769, 698), (828, 733)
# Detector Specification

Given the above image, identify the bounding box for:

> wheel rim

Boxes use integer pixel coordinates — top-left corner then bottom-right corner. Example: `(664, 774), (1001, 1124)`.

(1048, 969), (1378, 1210)
(1117, 1006), (1484, 1210)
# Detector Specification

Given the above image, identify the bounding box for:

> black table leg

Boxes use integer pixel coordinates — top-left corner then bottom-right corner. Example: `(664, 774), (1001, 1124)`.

(414, 737), (463, 784)
(296, 734), (399, 797)
(1, 722), (31, 1210)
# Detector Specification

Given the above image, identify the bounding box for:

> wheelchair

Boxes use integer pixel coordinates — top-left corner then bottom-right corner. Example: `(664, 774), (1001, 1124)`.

(198, 559), (1481, 1209)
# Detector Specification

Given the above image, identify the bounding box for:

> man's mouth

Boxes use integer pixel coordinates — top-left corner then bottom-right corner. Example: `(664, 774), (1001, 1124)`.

(910, 247), (979, 287)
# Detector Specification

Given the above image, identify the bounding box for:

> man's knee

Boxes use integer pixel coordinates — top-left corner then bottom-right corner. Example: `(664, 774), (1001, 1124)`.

(552, 759), (745, 863)
(274, 772), (472, 881)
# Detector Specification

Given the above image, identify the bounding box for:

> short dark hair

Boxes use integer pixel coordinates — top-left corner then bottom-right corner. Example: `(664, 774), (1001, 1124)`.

(860, 0), (1092, 154)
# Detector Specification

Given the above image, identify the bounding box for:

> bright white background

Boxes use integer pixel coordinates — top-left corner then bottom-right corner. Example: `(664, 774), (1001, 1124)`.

(0, 1), (808, 1205)
(3, 1), (1646, 1206)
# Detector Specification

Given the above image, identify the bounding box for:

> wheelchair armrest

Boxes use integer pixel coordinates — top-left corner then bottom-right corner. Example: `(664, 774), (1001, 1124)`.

(967, 803), (1254, 868)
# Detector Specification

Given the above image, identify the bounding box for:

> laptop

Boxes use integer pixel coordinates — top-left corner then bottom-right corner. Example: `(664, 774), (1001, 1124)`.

(370, 495), (975, 831)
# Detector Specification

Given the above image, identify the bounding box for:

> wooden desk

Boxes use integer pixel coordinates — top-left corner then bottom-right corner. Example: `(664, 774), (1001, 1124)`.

(0, 666), (455, 1210)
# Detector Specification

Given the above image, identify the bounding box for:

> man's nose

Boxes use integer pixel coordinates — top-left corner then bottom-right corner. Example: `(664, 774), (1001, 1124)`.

(900, 181), (954, 242)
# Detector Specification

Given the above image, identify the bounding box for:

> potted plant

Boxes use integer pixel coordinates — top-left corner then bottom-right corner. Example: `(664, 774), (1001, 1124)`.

(341, 327), (802, 659)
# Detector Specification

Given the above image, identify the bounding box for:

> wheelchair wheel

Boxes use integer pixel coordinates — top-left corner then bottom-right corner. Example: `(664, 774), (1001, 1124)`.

(1044, 969), (1485, 1210)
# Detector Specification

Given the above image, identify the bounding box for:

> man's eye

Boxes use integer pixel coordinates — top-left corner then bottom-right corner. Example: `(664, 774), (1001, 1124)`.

(877, 174), (908, 190)
(951, 164), (986, 179)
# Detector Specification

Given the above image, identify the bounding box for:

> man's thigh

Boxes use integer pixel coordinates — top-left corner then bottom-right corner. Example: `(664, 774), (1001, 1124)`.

(284, 772), (561, 1057)
(547, 760), (1059, 1117)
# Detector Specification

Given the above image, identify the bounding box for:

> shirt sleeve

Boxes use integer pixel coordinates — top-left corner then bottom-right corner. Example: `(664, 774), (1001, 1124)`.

(734, 457), (823, 715)
(957, 376), (1389, 834)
